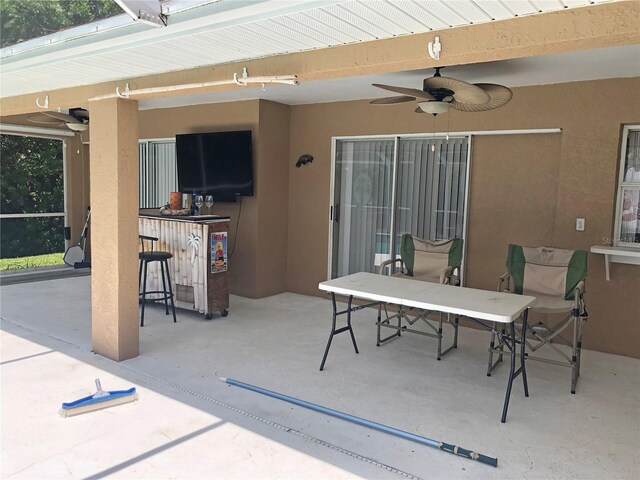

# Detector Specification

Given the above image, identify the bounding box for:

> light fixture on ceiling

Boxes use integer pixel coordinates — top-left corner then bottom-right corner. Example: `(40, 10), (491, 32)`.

(418, 101), (452, 115)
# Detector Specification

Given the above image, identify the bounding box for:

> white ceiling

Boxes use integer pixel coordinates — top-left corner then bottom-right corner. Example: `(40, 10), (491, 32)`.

(135, 44), (640, 110)
(0, 0), (617, 99)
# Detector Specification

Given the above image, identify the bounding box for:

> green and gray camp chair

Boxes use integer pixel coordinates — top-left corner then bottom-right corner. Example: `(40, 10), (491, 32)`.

(487, 244), (588, 394)
(377, 235), (464, 360)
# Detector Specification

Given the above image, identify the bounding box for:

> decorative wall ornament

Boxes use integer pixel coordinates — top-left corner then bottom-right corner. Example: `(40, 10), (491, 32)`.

(296, 154), (313, 167)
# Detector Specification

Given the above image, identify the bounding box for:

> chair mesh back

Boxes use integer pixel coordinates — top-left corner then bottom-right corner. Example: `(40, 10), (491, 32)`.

(506, 244), (587, 300)
(400, 235), (463, 283)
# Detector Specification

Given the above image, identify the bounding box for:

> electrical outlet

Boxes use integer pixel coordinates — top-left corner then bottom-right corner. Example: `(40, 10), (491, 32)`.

(576, 218), (585, 231)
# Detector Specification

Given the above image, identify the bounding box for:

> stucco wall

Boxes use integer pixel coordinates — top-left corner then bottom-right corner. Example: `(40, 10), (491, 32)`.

(256, 100), (291, 297)
(137, 99), (291, 299)
(287, 77), (640, 358)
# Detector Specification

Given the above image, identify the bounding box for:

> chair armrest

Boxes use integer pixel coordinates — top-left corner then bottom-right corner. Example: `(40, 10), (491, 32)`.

(498, 272), (510, 292)
(379, 258), (404, 275)
(573, 280), (587, 316)
(440, 265), (455, 285)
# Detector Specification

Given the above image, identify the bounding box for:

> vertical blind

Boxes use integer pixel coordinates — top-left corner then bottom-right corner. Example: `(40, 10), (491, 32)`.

(139, 140), (178, 209)
(396, 137), (468, 244)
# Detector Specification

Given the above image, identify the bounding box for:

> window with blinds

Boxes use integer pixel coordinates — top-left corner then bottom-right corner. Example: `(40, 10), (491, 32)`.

(396, 137), (468, 244)
(615, 125), (640, 247)
(139, 140), (178, 209)
(330, 135), (470, 279)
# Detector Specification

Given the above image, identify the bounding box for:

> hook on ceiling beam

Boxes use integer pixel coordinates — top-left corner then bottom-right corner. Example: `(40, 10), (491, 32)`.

(36, 95), (49, 109)
(428, 36), (442, 60)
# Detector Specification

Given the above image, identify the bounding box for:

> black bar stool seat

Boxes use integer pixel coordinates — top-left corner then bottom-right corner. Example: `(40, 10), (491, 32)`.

(139, 251), (172, 262)
(139, 235), (177, 327)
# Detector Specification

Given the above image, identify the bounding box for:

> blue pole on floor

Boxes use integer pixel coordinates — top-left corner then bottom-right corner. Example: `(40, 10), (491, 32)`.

(219, 377), (498, 468)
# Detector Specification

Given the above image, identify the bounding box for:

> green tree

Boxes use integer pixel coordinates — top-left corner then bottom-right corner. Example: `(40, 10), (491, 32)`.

(0, 0), (122, 48)
(1, 135), (65, 257)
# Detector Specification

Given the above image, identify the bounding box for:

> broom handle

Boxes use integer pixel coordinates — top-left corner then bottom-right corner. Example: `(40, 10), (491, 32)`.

(81, 209), (91, 239)
(220, 377), (498, 467)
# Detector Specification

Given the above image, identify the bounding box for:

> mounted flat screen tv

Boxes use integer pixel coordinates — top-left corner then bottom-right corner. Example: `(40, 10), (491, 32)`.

(176, 130), (253, 199)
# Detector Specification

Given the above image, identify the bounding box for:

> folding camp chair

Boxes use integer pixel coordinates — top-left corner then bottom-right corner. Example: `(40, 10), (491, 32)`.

(487, 244), (588, 393)
(377, 234), (464, 360)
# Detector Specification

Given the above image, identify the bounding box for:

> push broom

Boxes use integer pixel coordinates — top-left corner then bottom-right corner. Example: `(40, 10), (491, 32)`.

(60, 379), (137, 417)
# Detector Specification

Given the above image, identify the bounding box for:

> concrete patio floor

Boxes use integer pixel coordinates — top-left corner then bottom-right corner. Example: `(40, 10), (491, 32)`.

(1, 276), (638, 479)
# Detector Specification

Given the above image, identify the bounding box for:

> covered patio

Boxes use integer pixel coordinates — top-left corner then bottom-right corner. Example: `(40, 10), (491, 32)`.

(1, 0), (640, 478)
(2, 276), (638, 478)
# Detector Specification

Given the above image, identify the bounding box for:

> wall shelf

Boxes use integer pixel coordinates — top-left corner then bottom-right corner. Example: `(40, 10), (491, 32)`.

(590, 246), (640, 281)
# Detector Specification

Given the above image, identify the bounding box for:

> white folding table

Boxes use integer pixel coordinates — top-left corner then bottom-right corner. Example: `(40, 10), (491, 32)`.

(318, 272), (536, 423)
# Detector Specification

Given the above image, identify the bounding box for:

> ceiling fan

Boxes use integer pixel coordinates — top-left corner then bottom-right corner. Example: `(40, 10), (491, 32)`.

(27, 108), (90, 131)
(371, 67), (512, 115)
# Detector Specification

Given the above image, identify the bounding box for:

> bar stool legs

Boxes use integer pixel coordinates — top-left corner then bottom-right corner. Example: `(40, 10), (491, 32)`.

(164, 259), (177, 324)
(139, 258), (177, 327)
(140, 260), (149, 327)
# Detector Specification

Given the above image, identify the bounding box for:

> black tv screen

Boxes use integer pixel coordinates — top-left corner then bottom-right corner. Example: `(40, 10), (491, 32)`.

(176, 130), (253, 197)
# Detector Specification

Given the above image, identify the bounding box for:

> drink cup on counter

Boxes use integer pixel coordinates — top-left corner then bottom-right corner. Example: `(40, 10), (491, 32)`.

(169, 192), (182, 210)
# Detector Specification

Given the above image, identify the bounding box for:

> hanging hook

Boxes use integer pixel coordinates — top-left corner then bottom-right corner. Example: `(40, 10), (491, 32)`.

(36, 95), (49, 109)
(428, 36), (442, 60)
(233, 72), (247, 86)
(115, 83), (130, 98)
(261, 83), (266, 92)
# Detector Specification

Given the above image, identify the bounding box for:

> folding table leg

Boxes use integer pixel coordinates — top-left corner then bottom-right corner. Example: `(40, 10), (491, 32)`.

(501, 321), (517, 423)
(453, 315), (459, 349)
(320, 294), (359, 371)
(437, 312), (443, 361)
(520, 309), (529, 397)
(501, 309), (530, 423)
(346, 295), (359, 354)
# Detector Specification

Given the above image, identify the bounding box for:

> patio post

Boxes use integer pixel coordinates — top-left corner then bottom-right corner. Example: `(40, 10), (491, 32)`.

(88, 97), (139, 360)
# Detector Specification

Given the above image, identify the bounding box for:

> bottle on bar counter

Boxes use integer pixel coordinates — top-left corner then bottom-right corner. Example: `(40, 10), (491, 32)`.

(191, 190), (199, 216)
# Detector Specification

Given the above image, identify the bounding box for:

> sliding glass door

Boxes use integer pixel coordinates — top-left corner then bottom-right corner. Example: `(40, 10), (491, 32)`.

(331, 139), (395, 278)
(330, 135), (470, 279)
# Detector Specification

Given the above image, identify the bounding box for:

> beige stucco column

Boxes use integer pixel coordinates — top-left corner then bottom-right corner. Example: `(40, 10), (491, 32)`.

(89, 97), (139, 360)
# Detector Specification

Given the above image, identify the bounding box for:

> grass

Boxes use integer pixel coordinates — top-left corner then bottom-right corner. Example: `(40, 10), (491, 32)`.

(0, 253), (65, 271)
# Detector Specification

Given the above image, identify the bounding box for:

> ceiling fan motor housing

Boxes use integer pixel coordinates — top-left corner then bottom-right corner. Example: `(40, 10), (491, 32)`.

(423, 82), (454, 102)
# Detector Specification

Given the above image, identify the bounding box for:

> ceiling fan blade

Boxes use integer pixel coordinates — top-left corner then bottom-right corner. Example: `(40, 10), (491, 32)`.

(27, 113), (66, 126)
(370, 96), (415, 105)
(423, 76), (490, 105)
(451, 83), (513, 112)
(44, 111), (81, 124)
(373, 84), (434, 100)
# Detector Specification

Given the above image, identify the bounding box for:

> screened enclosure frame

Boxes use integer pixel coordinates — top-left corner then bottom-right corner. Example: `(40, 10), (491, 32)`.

(328, 133), (473, 285)
(0, 132), (69, 252)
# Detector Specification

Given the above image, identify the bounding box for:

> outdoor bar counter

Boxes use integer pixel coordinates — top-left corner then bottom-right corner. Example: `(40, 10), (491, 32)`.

(139, 212), (231, 318)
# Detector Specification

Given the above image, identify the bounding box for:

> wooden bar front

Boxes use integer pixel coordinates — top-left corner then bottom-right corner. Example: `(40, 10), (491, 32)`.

(139, 213), (231, 318)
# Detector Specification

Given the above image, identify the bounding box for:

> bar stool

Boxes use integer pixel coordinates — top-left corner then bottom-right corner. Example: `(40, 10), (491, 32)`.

(139, 235), (177, 327)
